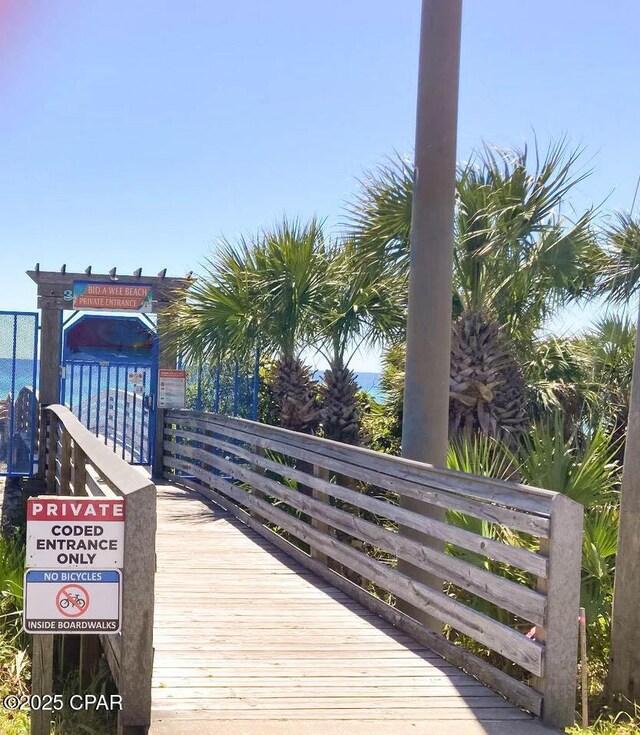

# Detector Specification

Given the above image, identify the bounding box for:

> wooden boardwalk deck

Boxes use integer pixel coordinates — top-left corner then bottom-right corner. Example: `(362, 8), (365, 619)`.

(150, 483), (556, 734)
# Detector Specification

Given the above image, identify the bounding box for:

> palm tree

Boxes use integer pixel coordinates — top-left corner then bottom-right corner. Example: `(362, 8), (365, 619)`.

(576, 316), (636, 443)
(314, 242), (405, 444)
(169, 218), (331, 433)
(347, 138), (602, 444)
(597, 212), (640, 703)
(521, 336), (590, 426)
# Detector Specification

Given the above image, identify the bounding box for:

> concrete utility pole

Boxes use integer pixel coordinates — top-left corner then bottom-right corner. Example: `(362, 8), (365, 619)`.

(398, 0), (463, 629)
(610, 305), (640, 703)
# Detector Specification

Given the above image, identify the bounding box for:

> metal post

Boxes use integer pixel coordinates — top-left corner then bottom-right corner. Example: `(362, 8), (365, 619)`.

(152, 309), (176, 478)
(196, 362), (203, 411)
(214, 364), (221, 413)
(398, 0), (463, 631)
(233, 361), (240, 416)
(252, 347), (260, 421)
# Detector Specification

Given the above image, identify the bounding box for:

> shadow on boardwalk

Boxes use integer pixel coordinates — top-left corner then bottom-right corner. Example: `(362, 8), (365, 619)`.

(150, 483), (560, 735)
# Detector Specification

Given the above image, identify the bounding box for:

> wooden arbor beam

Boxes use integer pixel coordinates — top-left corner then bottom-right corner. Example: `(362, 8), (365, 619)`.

(28, 268), (193, 479)
(27, 270), (192, 312)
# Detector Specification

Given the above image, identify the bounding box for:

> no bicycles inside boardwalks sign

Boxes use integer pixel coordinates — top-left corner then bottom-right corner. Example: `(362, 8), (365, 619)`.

(24, 498), (124, 634)
(23, 570), (121, 633)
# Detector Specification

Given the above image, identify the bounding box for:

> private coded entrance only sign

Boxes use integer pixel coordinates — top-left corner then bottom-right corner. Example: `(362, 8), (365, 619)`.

(24, 497), (124, 635)
(26, 497), (125, 568)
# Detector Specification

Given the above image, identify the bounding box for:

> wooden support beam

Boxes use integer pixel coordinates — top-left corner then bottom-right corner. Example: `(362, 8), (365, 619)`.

(152, 309), (178, 478)
(30, 635), (54, 735)
(72, 442), (87, 496)
(117, 482), (156, 734)
(38, 309), (62, 479)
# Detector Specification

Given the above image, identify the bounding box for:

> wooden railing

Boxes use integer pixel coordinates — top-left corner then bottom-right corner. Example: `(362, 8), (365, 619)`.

(36, 404), (156, 735)
(163, 409), (584, 729)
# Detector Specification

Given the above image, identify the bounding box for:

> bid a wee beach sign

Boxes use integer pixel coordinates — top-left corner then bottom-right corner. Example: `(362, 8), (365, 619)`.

(71, 281), (153, 312)
(23, 498), (123, 634)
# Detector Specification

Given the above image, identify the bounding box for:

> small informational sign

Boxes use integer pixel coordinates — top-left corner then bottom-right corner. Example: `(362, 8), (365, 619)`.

(158, 369), (187, 409)
(26, 498), (125, 569)
(24, 569), (121, 634)
(128, 372), (144, 385)
(72, 281), (153, 312)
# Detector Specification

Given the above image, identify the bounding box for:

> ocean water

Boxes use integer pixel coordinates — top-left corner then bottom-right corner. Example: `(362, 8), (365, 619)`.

(355, 372), (382, 401)
(0, 359), (384, 404)
(0, 358), (38, 398)
(313, 369), (382, 401)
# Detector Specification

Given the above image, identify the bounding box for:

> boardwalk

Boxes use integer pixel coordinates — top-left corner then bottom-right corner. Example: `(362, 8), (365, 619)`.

(150, 484), (556, 734)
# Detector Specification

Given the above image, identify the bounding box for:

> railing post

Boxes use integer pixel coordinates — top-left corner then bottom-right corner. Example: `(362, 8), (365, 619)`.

(310, 465), (329, 565)
(59, 429), (72, 495)
(72, 442), (87, 496)
(536, 494), (583, 728)
(117, 482), (156, 735)
(46, 412), (58, 493)
(249, 443), (267, 524)
(30, 635), (54, 735)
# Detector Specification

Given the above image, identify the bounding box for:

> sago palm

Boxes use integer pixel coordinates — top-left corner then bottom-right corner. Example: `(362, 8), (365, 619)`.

(347, 138), (602, 443)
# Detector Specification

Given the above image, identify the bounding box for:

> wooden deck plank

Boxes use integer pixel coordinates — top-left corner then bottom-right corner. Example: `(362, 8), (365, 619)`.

(151, 483), (551, 733)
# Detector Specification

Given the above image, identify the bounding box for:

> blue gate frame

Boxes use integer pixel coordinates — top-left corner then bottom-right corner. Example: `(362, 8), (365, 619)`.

(0, 311), (39, 477)
(60, 316), (158, 466)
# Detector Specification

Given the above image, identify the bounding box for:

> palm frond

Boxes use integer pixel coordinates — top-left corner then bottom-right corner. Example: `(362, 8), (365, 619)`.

(598, 212), (640, 303)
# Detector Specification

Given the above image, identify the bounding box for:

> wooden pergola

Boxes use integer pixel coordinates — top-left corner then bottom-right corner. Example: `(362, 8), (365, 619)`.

(28, 265), (194, 476)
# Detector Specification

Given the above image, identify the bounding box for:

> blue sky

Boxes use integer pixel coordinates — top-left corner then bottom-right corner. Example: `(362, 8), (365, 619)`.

(0, 0), (638, 370)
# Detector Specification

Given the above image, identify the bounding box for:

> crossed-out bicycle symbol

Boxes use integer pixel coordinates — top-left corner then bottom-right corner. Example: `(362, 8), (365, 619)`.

(55, 585), (90, 618)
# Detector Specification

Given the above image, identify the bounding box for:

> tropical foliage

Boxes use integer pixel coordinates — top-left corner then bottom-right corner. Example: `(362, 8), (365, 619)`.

(167, 135), (640, 729)
(347, 140), (603, 445)
(170, 219), (404, 441)
(0, 533), (29, 735)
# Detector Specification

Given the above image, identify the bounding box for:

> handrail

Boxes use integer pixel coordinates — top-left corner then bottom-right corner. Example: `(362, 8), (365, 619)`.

(38, 404), (156, 735)
(163, 409), (583, 729)
(46, 404), (151, 495)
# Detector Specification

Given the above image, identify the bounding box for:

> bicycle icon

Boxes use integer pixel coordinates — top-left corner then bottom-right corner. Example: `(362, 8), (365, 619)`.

(59, 593), (86, 610)
(56, 584), (90, 618)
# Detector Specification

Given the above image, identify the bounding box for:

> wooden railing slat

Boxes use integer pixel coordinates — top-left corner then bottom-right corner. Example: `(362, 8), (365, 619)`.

(165, 414), (549, 537)
(164, 438), (547, 626)
(175, 410), (555, 511)
(164, 426), (547, 576)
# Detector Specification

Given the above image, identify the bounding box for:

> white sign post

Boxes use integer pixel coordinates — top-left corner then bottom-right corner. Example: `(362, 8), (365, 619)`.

(158, 368), (187, 409)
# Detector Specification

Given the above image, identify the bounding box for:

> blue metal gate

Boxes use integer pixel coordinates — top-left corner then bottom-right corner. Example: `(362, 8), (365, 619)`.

(0, 311), (39, 476)
(60, 316), (158, 465)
